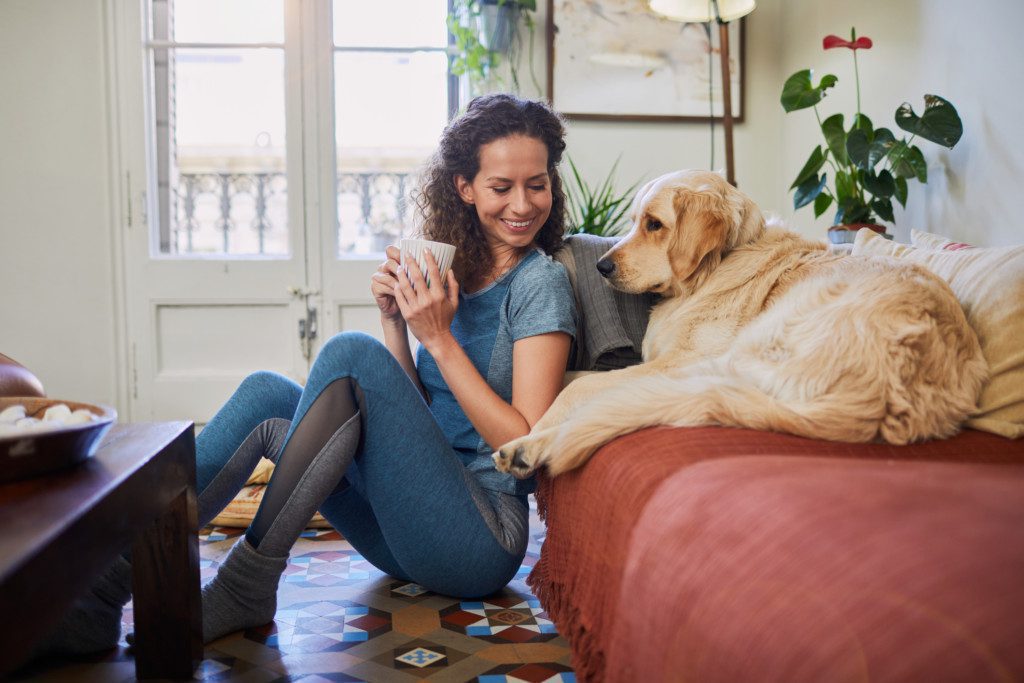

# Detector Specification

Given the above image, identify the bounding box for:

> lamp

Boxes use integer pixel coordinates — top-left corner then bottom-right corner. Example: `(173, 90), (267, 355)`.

(648, 0), (755, 186)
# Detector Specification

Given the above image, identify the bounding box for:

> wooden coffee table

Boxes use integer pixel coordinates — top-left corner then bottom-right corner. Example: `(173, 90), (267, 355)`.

(0, 422), (201, 680)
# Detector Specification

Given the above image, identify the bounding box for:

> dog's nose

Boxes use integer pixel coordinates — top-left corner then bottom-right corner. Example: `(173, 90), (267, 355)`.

(596, 258), (616, 278)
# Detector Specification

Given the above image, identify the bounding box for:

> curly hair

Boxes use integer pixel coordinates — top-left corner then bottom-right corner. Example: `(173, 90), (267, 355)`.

(413, 93), (567, 290)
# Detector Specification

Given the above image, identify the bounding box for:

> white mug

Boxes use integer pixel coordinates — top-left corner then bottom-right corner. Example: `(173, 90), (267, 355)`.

(400, 238), (457, 288)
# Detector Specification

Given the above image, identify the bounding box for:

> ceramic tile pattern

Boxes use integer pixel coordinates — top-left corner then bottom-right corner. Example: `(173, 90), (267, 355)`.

(14, 497), (575, 682)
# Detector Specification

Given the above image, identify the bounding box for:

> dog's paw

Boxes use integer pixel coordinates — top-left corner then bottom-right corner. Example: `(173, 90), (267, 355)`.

(493, 436), (545, 479)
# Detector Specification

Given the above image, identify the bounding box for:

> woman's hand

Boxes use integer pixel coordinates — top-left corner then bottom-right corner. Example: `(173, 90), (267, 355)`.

(394, 248), (460, 350)
(371, 245), (404, 323)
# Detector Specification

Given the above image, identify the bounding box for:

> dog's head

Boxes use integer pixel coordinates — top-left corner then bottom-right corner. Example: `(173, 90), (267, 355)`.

(597, 170), (764, 296)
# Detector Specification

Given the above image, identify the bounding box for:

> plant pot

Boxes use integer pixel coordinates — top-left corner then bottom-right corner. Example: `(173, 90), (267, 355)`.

(476, 0), (519, 53)
(827, 223), (892, 244)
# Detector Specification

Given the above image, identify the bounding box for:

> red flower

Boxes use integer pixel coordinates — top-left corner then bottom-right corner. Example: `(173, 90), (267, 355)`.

(823, 34), (873, 50)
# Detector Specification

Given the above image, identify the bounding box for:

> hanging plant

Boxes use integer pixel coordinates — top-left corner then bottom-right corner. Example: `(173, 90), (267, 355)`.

(447, 0), (540, 96)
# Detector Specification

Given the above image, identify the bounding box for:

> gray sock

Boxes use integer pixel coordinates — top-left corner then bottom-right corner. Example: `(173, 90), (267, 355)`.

(201, 537), (287, 643)
(202, 412), (360, 642)
(34, 556), (132, 656)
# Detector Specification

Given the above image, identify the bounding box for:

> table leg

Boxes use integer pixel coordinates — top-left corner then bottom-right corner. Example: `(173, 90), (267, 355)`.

(131, 485), (202, 679)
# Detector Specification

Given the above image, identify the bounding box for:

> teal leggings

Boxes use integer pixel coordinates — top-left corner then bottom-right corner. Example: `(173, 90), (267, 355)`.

(196, 332), (528, 598)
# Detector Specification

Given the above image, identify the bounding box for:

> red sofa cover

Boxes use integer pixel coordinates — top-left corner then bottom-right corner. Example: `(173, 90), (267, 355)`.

(529, 426), (1024, 682)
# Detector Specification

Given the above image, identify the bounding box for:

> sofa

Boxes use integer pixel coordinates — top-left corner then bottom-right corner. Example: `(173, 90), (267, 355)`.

(534, 231), (1024, 681)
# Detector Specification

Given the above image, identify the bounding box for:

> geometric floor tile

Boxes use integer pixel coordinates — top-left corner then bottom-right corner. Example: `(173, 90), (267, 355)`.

(199, 525), (245, 542)
(479, 662), (576, 682)
(13, 494), (574, 682)
(283, 551), (380, 587)
(368, 638), (471, 678)
(243, 599), (392, 653)
(390, 581), (432, 598)
(439, 597), (559, 643)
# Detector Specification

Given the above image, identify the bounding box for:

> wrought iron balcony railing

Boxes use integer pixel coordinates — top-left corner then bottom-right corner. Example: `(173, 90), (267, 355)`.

(171, 170), (418, 256)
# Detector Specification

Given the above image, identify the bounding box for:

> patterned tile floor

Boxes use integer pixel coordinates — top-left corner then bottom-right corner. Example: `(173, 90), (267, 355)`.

(13, 497), (575, 682)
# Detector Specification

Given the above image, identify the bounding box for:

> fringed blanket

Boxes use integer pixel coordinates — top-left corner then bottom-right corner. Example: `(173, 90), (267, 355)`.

(528, 426), (1024, 682)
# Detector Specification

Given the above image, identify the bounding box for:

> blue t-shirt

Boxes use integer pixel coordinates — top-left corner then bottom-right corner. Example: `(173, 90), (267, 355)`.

(416, 248), (577, 495)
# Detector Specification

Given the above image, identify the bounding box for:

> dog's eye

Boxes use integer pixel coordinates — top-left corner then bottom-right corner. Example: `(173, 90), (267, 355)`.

(647, 219), (663, 232)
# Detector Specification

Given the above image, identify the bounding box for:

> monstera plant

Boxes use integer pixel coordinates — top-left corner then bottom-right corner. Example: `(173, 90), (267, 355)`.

(780, 28), (964, 242)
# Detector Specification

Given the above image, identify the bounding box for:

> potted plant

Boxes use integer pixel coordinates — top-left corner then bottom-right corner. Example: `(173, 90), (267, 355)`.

(780, 28), (963, 243)
(448, 0), (541, 96)
(564, 157), (641, 237)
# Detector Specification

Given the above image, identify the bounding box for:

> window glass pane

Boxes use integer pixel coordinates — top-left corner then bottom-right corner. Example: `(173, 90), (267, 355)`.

(334, 51), (449, 255)
(332, 0), (448, 48)
(167, 48), (288, 255)
(172, 0), (284, 43)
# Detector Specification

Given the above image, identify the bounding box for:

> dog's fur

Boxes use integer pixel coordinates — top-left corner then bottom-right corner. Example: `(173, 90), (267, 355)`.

(493, 170), (988, 478)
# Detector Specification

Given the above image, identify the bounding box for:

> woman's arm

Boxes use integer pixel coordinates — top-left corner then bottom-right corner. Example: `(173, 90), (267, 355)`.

(371, 246), (426, 397)
(395, 251), (571, 449)
(429, 331), (570, 448)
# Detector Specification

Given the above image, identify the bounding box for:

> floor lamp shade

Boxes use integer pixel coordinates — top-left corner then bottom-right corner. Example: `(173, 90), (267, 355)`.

(647, 0), (754, 186)
(648, 0), (755, 22)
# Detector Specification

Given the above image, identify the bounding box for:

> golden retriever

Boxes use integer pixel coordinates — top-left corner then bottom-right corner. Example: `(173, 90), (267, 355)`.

(493, 170), (988, 478)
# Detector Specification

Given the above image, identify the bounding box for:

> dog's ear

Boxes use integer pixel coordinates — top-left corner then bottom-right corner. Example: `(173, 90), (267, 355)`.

(732, 194), (766, 247)
(669, 187), (732, 282)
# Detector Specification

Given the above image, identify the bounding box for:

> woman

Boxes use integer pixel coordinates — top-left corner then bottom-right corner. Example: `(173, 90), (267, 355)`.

(43, 93), (576, 652)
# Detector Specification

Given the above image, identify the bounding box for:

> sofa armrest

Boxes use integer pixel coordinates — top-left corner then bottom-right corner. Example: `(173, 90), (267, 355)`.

(0, 353), (45, 397)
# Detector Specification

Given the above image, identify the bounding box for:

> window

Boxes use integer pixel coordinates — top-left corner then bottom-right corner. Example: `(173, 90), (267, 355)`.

(333, 1), (454, 255)
(145, 0), (455, 258)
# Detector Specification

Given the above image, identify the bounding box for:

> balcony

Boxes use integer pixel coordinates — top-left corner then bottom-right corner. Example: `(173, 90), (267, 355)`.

(170, 170), (418, 256)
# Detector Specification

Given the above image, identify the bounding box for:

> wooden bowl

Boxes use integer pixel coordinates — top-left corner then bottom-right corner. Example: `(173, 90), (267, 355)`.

(0, 397), (117, 484)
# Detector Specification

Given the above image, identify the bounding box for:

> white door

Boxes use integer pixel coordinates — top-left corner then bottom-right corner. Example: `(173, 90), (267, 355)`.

(115, 0), (453, 424)
(311, 1), (453, 347)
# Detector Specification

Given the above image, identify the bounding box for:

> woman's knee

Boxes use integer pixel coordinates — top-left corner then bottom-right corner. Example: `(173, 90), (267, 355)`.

(235, 370), (302, 416)
(314, 332), (393, 377)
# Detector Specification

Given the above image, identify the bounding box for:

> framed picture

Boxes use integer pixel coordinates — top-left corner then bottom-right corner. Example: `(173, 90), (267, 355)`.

(546, 0), (745, 123)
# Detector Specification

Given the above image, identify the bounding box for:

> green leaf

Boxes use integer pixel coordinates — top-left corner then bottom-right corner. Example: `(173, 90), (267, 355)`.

(835, 197), (873, 225)
(847, 126), (895, 171)
(862, 169), (896, 198)
(869, 128), (896, 169)
(894, 176), (908, 207)
(821, 114), (847, 166)
(853, 113), (873, 134)
(846, 128), (870, 170)
(871, 197), (895, 222)
(780, 70), (838, 112)
(909, 145), (927, 183)
(794, 173), (827, 210)
(888, 140), (913, 178)
(895, 94), (963, 148)
(888, 140), (927, 183)
(790, 146), (827, 190)
(835, 170), (855, 202)
(564, 156), (641, 236)
(813, 192), (833, 219)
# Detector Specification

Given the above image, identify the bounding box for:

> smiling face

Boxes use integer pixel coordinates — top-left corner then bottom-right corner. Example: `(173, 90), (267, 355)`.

(455, 134), (553, 262)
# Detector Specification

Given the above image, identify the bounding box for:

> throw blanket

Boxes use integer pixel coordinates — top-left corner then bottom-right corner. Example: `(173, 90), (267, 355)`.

(554, 235), (657, 371)
(527, 427), (1024, 682)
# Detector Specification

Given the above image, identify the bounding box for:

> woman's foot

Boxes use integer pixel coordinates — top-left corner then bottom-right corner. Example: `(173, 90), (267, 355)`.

(201, 538), (288, 643)
(35, 556), (132, 656)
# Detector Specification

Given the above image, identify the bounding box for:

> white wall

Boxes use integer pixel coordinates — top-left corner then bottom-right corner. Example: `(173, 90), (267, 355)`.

(2, 0), (1021, 413)
(0, 0), (123, 407)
